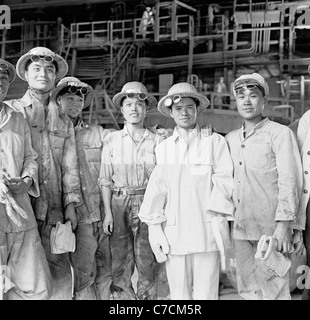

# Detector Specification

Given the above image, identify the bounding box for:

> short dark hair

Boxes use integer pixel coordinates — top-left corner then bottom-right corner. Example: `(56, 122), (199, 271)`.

(192, 98), (200, 107)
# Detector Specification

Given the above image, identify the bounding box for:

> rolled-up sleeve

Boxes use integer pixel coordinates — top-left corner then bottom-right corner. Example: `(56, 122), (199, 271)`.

(273, 127), (303, 222)
(21, 117), (40, 197)
(98, 136), (114, 189)
(139, 164), (168, 225)
(62, 122), (83, 207)
(206, 134), (235, 220)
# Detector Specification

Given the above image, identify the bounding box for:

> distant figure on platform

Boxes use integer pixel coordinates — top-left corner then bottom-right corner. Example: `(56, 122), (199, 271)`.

(214, 76), (228, 109)
(139, 6), (155, 39)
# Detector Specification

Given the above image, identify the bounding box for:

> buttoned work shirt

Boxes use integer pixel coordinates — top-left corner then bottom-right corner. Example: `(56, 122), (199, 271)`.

(0, 103), (39, 232)
(5, 90), (82, 225)
(139, 125), (235, 255)
(226, 118), (303, 241)
(98, 124), (163, 189)
(75, 118), (110, 224)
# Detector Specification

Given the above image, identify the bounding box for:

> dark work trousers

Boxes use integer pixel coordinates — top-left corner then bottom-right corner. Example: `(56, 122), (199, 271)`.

(37, 220), (73, 300)
(110, 194), (157, 300)
(70, 221), (112, 300)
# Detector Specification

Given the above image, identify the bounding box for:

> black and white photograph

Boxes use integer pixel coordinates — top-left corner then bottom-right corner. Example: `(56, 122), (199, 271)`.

(0, 0), (310, 307)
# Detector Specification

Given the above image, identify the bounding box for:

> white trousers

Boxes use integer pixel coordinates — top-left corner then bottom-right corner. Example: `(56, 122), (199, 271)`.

(166, 251), (220, 300)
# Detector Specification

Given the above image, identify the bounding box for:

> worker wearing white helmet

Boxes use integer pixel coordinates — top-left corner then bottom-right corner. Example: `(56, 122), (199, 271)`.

(5, 47), (83, 300)
(226, 73), (303, 300)
(0, 58), (52, 300)
(139, 82), (235, 300)
(98, 81), (164, 300)
(52, 76), (112, 300)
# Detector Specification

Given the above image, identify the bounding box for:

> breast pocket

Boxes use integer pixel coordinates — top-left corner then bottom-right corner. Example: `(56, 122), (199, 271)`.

(189, 140), (214, 175)
(83, 141), (102, 162)
(190, 154), (213, 176)
(247, 143), (271, 169)
(3, 131), (24, 162)
(51, 134), (66, 150)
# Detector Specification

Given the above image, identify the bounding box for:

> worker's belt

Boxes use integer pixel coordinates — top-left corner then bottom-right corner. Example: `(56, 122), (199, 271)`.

(113, 187), (146, 196)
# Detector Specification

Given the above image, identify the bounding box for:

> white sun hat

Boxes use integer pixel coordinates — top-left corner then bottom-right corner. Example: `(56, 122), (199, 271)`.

(157, 82), (210, 117)
(16, 46), (68, 82)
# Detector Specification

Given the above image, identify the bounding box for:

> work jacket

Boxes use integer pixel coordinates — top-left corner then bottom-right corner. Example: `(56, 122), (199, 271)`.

(75, 118), (110, 224)
(5, 90), (82, 225)
(0, 103), (39, 232)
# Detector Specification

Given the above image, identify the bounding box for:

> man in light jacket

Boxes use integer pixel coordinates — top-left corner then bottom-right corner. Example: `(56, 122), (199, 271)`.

(139, 82), (235, 300)
(0, 58), (52, 300)
(226, 73), (303, 300)
(5, 47), (83, 300)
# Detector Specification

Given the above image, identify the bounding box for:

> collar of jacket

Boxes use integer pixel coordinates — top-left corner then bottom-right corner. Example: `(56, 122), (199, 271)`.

(0, 102), (13, 129)
(0, 102), (13, 114)
(29, 88), (51, 106)
(20, 89), (70, 135)
(121, 123), (151, 139)
(172, 124), (200, 142)
(76, 117), (89, 129)
(18, 90), (34, 108)
(241, 117), (269, 133)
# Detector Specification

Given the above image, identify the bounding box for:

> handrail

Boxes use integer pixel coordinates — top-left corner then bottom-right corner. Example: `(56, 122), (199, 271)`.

(104, 42), (135, 89)
(68, 14), (193, 47)
(0, 20), (58, 59)
(67, 12), (302, 50)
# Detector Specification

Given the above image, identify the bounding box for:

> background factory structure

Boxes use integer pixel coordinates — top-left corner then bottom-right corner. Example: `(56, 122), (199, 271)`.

(1, 0), (310, 133)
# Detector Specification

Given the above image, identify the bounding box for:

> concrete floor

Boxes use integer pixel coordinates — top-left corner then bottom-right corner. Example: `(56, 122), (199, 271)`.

(132, 268), (303, 300)
(219, 287), (302, 300)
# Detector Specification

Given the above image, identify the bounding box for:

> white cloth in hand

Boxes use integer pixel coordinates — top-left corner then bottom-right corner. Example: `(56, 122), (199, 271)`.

(148, 225), (169, 263)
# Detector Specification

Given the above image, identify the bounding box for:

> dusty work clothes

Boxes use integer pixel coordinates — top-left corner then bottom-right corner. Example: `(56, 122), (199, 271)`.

(99, 125), (163, 300)
(139, 125), (235, 299)
(0, 229), (52, 300)
(5, 90), (83, 300)
(70, 119), (112, 300)
(0, 103), (52, 300)
(235, 240), (291, 300)
(296, 109), (310, 229)
(225, 118), (303, 300)
(225, 118), (303, 240)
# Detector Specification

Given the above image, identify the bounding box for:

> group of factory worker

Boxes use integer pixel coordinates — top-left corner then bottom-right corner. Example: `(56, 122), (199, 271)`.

(0, 46), (310, 301)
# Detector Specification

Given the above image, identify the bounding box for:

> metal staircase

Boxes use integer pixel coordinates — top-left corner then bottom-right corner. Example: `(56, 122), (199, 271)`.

(81, 42), (137, 128)
(83, 88), (123, 130)
(100, 42), (136, 92)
